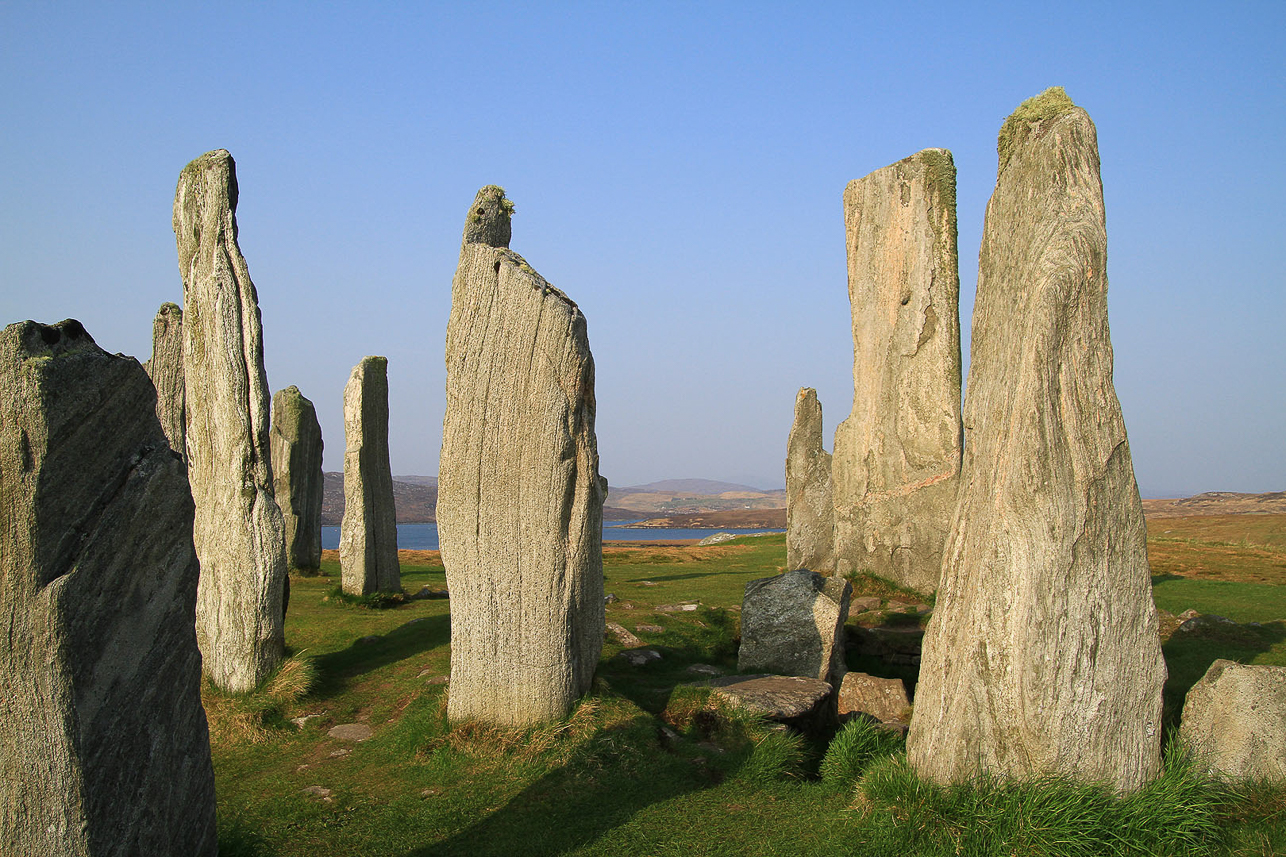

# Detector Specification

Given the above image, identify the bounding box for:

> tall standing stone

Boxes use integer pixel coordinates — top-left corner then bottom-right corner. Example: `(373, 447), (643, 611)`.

(439, 186), (605, 726)
(906, 89), (1166, 793)
(174, 149), (287, 692)
(339, 357), (399, 595)
(0, 320), (216, 856)
(271, 385), (324, 574)
(832, 149), (962, 595)
(143, 302), (185, 458)
(785, 387), (834, 572)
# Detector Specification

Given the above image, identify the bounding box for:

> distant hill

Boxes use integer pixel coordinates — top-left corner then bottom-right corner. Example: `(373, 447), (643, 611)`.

(615, 478), (771, 495)
(1142, 491), (1286, 517)
(394, 474), (438, 487)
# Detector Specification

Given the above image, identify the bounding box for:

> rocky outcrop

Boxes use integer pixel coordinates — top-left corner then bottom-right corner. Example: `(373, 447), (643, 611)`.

(0, 320), (216, 856)
(906, 89), (1166, 793)
(832, 149), (962, 595)
(738, 569), (850, 685)
(786, 388), (833, 572)
(1180, 660), (1286, 780)
(438, 186), (605, 726)
(174, 149), (287, 692)
(143, 302), (185, 457)
(271, 386), (324, 573)
(340, 357), (399, 595)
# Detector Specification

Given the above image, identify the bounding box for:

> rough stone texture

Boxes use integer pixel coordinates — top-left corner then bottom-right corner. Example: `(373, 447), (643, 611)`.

(906, 89), (1166, 793)
(174, 148), (287, 692)
(0, 320), (216, 856)
(786, 388), (834, 573)
(271, 385), (324, 573)
(339, 357), (400, 595)
(1180, 660), (1286, 780)
(832, 149), (962, 595)
(707, 674), (834, 730)
(837, 672), (910, 723)
(143, 302), (185, 458)
(739, 569), (850, 685)
(439, 186), (605, 726)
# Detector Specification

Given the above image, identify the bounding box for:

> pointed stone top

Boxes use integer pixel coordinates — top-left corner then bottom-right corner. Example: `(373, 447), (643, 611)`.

(173, 149), (240, 275)
(157, 302), (182, 317)
(463, 185), (515, 248)
(997, 87), (1078, 172)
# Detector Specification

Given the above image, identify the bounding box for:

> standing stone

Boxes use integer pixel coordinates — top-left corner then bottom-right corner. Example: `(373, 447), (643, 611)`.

(906, 89), (1166, 793)
(786, 388), (834, 573)
(832, 149), (962, 595)
(739, 569), (851, 685)
(339, 357), (399, 595)
(271, 385), (324, 574)
(174, 149), (287, 692)
(0, 320), (216, 856)
(439, 186), (605, 726)
(1180, 660), (1286, 780)
(143, 302), (185, 458)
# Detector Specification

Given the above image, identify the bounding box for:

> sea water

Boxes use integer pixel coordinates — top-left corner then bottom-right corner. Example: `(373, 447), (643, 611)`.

(320, 523), (783, 551)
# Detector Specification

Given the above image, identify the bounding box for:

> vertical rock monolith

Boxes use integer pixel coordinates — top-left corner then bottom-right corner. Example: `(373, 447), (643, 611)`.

(0, 319), (216, 856)
(143, 301), (185, 458)
(271, 385), (324, 574)
(439, 185), (605, 726)
(174, 148), (287, 692)
(339, 357), (399, 595)
(786, 388), (834, 573)
(831, 149), (962, 595)
(906, 89), (1166, 793)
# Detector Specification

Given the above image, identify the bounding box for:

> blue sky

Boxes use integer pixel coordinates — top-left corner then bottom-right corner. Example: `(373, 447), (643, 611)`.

(2, 2), (1282, 496)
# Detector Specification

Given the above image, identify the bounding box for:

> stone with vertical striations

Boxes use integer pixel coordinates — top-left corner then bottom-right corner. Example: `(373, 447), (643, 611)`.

(786, 387), (834, 573)
(271, 385), (324, 573)
(439, 186), (605, 726)
(906, 89), (1166, 793)
(143, 302), (185, 458)
(174, 149), (287, 693)
(339, 357), (400, 595)
(832, 148), (962, 595)
(0, 319), (217, 856)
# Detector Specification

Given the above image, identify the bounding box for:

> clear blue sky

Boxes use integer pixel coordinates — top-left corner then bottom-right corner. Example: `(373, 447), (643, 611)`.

(3, 2), (1282, 497)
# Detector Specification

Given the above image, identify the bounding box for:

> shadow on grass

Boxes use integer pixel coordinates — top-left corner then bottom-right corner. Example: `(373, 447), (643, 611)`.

(622, 570), (736, 583)
(403, 717), (724, 857)
(1151, 572), (1184, 585)
(312, 613), (451, 698)
(1161, 619), (1286, 733)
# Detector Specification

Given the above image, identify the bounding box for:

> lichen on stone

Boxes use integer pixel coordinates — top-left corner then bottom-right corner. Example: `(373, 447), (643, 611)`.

(997, 86), (1076, 173)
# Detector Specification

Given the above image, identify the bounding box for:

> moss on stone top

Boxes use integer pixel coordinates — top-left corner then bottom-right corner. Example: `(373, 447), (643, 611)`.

(917, 148), (956, 220)
(997, 87), (1076, 173)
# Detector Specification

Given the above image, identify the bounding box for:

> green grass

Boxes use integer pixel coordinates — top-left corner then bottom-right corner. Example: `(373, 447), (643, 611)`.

(211, 531), (1286, 856)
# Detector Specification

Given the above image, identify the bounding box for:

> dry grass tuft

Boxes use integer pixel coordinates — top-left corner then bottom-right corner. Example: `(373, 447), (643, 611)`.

(264, 654), (317, 703)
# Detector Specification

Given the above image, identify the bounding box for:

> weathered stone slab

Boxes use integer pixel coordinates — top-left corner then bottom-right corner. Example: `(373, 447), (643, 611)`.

(832, 148), (962, 595)
(438, 186), (605, 726)
(907, 89), (1166, 793)
(739, 569), (850, 685)
(271, 385), (324, 573)
(0, 319), (216, 856)
(1181, 660), (1286, 780)
(340, 357), (399, 595)
(707, 674), (833, 729)
(174, 149), (287, 692)
(786, 388), (834, 573)
(837, 672), (910, 723)
(143, 301), (185, 457)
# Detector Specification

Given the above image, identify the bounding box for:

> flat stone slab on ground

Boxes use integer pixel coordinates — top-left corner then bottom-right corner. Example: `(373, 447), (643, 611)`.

(328, 723), (373, 742)
(838, 672), (910, 723)
(706, 674), (832, 721)
(656, 603), (700, 612)
(619, 649), (662, 666)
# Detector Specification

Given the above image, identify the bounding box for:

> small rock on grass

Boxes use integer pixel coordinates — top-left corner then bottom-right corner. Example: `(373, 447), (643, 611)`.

(290, 713), (324, 729)
(607, 622), (643, 647)
(619, 649), (662, 666)
(851, 596), (882, 612)
(302, 786), (333, 802)
(656, 603), (699, 612)
(635, 624), (665, 634)
(417, 670), (449, 684)
(328, 723), (373, 742)
(686, 663), (724, 677)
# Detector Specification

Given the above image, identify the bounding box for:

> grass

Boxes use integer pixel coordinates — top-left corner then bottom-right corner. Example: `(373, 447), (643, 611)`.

(210, 521), (1286, 856)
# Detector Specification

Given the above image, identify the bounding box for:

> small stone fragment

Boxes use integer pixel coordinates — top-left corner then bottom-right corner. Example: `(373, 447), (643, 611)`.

(635, 624), (665, 634)
(328, 723), (373, 742)
(738, 569), (851, 685)
(302, 785), (334, 801)
(656, 603), (700, 612)
(620, 649), (662, 666)
(698, 532), (737, 546)
(1180, 660), (1286, 780)
(837, 672), (911, 723)
(686, 664), (725, 677)
(340, 357), (400, 595)
(607, 622), (644, 648)
(851, 596), (882, 613)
